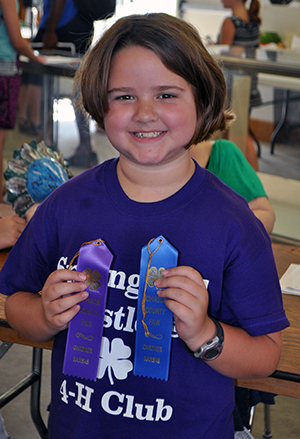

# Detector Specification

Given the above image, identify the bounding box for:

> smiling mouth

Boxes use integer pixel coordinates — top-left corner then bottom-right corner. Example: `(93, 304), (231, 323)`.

(134, 131), (163, 139)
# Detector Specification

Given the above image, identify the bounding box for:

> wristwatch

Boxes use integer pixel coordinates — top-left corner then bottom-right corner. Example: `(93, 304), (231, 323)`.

(185, 317), (224, 361)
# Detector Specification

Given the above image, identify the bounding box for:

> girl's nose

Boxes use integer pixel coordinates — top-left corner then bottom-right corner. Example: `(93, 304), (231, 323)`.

(133, 100), (158, 123)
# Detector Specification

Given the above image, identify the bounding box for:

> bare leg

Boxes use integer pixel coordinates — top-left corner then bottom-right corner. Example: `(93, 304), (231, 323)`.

(245, 132), (258, 171)
(67, 105), (98, 168)
(28, 84), (42, 128)
(0, 129), (7, 203)
(18, 84), (30, 131)
(18, 84), (42, 137)
(75, 106), (92, 155)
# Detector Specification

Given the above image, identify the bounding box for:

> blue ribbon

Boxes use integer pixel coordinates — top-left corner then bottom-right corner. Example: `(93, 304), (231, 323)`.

(134, 236), (178, 380)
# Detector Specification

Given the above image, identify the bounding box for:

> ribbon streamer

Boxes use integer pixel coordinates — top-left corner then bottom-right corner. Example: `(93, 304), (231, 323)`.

(63, 239), (113, 381)
(134, 235), (178, 380)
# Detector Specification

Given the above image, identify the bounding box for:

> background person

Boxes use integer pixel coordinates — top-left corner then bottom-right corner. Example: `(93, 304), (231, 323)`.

(218, 0), (262, 171)
(0, 214), (26, 249)
(0, 0), (44, 202)
(191, 139), (275, 234)
(18, 0), (97, 167)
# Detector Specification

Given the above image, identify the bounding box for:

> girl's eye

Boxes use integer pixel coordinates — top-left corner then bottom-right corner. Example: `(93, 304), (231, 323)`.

(158, 93), (175, 99)
(116, 95), (134, 101)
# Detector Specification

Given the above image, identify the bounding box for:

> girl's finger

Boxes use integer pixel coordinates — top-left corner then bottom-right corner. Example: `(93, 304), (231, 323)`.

(159, 266), (205, 287)
(44, 269), (86, 288)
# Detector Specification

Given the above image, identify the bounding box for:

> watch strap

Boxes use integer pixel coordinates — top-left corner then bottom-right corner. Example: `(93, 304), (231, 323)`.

(185, 317), (224, 361)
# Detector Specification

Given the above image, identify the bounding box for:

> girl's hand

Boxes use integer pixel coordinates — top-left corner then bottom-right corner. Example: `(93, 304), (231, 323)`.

(40, 269), (88, 334)
(155, 266), (215, 352)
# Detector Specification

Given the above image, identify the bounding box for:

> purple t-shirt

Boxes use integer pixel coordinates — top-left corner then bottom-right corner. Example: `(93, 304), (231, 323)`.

(0, 159), (289, 438)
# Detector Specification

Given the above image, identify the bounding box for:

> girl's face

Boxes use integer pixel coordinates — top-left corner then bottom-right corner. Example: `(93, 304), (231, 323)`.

(104, 45), (197, 168)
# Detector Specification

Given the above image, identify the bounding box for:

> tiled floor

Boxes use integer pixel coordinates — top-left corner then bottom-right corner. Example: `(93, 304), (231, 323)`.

(0, 105), (300, 438)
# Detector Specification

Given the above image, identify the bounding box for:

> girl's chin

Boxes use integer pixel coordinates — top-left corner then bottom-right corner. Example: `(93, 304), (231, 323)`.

(119, 151), (187, 167)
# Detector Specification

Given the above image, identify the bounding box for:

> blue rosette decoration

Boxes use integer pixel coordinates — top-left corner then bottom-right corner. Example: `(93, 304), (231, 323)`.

(4, 140), (73, 217)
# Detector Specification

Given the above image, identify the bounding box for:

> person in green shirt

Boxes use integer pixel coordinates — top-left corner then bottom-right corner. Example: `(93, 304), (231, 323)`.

(191, 139), (275, 235)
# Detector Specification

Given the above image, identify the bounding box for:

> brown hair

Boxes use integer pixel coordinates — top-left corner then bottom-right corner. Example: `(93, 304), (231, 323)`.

(75, 13), (234, 147)
(244, 0), (261, 24)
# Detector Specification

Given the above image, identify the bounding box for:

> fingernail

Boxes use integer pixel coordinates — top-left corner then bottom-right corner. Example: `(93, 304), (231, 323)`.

(78, 273), (86, 280)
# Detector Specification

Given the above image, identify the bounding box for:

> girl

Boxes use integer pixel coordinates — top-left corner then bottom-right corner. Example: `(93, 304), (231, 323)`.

(0, 0), (44, 201)
(219, 0), (262, 171)
(0, 13), (288, 439)
(219, 0), (261, 49)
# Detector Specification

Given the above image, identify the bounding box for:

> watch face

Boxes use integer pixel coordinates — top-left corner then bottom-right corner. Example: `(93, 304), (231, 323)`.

(192, 318), (224, 361)
(204, 347), (220, 360)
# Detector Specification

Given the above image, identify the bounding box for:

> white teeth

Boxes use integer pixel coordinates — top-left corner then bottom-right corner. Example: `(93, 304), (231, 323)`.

(134, 131), (163, 138)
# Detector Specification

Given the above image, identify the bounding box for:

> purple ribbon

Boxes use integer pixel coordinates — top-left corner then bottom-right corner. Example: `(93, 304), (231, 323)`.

(63, 240), (113, 381)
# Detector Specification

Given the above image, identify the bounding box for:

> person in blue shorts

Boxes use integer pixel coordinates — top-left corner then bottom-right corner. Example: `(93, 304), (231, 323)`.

(18, 0), (97, 167)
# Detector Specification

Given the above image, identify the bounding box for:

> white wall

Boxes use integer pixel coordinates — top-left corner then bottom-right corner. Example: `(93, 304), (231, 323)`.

(186, 0), (300, 7)
(93, 0), (179, 44)
(115, 0), (178, 17)
(182, 5), (229, 42)
(261, 3), (300, 37)
(258, 172), (300, 240)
